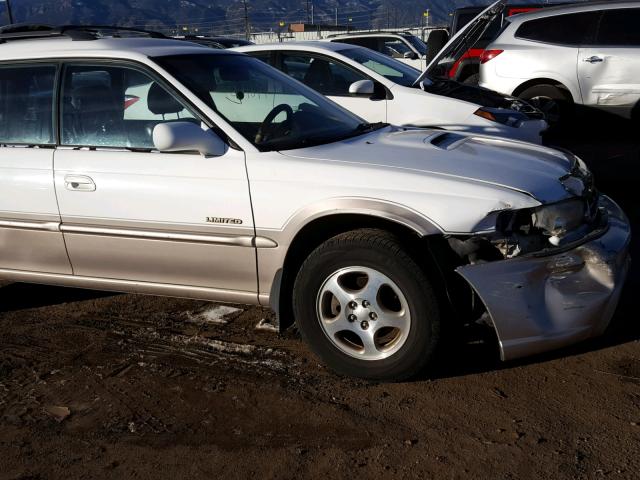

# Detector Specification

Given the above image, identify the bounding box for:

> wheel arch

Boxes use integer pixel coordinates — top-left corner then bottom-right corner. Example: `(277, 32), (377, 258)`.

(512, 78), (576, 102)
(266, 207), (468, 332)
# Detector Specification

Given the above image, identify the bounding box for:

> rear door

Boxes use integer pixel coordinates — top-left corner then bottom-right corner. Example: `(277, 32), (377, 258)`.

(53, 61), (256, 292)
(578, 8), (640, 118)
(0, 63), (71, 275)
(278, 51), (387, 123)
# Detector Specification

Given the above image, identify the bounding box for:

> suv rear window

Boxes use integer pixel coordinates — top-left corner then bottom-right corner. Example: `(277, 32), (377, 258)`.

(597, 8), (640, 46)
(515, 12), (600, 45)
(0, 65), (56, 145)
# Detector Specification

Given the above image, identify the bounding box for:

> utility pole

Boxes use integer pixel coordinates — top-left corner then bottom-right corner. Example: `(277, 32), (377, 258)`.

(335, 6), (338, 26)
(311, 3), (314, 25)
(242, 0), (250, 41)
(4, 0), (14, 24)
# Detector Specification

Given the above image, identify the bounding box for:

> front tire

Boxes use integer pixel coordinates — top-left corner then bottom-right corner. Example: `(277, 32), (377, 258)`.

(293, 229), (441, 381)
(518, 84), (573, 127)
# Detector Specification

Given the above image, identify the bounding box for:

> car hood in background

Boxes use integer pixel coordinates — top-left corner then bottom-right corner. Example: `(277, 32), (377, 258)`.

(280, 126), (576, 204)
(418, 78), (544, 119)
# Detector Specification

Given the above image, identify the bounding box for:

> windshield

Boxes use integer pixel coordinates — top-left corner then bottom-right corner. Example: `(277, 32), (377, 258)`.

(154, 53), (370, 151)
(340, 48), (420, 87)
(403, 35), (428, 56)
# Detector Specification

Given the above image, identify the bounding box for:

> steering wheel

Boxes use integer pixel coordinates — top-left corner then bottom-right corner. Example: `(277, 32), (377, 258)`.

(255, 104), (294, 145)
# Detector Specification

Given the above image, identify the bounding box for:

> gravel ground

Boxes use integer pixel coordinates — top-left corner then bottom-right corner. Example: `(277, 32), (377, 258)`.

(1, 113), (639, 479)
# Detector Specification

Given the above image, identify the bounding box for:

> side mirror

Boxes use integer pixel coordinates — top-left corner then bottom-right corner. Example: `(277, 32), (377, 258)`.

(403, 51), (418, 60)
(153, 122), (227, 157)
(349, 79), (375, 97)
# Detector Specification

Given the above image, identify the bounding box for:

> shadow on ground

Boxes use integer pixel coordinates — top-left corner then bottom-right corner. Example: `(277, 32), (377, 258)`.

(0, 283), (116, 313)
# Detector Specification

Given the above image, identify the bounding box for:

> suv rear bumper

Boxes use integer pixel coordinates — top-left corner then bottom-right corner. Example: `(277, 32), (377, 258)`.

(456, 195), (631, 361)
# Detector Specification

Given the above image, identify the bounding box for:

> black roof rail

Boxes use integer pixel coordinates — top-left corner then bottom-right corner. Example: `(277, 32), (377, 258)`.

(0, 24), (168, 43)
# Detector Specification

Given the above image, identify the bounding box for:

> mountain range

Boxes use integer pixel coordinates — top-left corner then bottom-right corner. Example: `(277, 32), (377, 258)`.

(1, 1), (562, 36)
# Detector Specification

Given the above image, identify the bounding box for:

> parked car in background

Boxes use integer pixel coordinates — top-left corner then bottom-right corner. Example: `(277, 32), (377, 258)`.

(0, 24), (630, 381)
(326, 30), (449, 70)
(236, 41), (547, 143)
(480, 1), (640, 124)
(448, 1), (566, 84)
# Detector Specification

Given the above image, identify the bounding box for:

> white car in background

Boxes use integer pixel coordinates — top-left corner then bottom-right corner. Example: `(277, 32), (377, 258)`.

(235, 1), (547, 144)
(325, 31), (448, 71)
(480, 1), (640, 123)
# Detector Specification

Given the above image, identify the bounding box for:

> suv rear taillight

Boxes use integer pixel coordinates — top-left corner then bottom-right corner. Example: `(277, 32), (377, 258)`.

(480, 49), (503, 64)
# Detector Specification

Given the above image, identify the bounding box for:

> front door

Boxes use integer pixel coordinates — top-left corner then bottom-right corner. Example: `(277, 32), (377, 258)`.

(0, 63), (71, 274)
(578, 8), (640, 118)
(53, 62), (256, 292)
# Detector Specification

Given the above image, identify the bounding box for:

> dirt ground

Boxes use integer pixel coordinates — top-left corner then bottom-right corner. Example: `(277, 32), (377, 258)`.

(1, 113), (639, 479)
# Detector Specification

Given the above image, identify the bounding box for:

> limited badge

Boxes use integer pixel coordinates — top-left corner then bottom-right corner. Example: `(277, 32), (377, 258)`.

(206, 217), (243, 225)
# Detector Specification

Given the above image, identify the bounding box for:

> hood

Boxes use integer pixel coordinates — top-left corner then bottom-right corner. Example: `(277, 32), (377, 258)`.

(415, 0), (505, 84)
(280, 127), (577, 204)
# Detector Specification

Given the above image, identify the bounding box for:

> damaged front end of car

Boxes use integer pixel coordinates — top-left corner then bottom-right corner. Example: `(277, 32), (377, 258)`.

(444, 155), (631, 360)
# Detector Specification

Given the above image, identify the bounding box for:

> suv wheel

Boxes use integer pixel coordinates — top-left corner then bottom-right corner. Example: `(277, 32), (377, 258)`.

(518, 84), (573, 127)
(293, 229), (440, 381)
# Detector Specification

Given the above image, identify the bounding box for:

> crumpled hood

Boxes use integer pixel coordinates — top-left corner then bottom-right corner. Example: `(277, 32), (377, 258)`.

(280, 127), (576, 204)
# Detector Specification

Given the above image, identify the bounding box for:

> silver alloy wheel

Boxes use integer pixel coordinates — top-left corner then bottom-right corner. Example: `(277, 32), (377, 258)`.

(316, 266), (411, 361)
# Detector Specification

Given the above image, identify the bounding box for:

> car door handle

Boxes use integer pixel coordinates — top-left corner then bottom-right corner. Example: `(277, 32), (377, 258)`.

(583, 56), (604, 64)
(64, 175), (96, 192)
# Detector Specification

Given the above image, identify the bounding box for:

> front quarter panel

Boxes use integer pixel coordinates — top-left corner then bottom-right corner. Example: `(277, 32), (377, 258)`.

(247, 147), (538, 299)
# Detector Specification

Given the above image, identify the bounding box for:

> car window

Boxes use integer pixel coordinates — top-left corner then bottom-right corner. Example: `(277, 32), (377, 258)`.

(403, 35), (428, 56)
(597, 8), (640, 46)
(340, 48), (420, 87)
(0, 65), (56, 145)
(61, 64), (197, 149)
(515, 12), (601, 46)
(381, 37), (413, 58)
(249, 51), (273, 65)
(334, 37), (380, 51)
(280, 53), (368, 97)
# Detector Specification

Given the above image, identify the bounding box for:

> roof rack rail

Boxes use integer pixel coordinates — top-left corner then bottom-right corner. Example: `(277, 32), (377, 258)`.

(0, 24), (168, 43)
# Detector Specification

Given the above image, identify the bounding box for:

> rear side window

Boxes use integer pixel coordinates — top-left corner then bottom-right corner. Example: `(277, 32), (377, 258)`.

(597, 8), (640, 46)
(515, 12), (601, 45)
(0, 65), (56, 145)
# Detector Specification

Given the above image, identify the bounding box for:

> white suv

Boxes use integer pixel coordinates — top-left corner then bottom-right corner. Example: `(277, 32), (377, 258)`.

(0, 24), (630, 381)
(480, 1), (640, 123)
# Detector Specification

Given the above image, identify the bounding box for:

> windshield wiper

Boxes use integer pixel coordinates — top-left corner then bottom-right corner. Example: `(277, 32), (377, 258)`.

(354, 122), (390, 134)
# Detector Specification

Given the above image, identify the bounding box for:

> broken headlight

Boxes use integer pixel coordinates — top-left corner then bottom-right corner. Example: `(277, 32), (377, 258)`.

(532, 199), (586, 238)
(495, 196), (598, 253)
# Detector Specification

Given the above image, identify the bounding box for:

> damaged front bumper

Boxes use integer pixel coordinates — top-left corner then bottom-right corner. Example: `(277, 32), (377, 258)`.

(456, 195), (631, 361)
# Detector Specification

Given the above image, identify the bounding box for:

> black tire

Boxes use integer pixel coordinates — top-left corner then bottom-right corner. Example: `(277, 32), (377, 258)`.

(293, 229), (441, 381)
(462, 73), (480, 85)
(518, 84), (573, 128)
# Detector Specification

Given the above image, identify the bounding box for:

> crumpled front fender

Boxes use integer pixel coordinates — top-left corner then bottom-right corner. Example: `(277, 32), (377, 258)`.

(456, 195), (631, 361)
